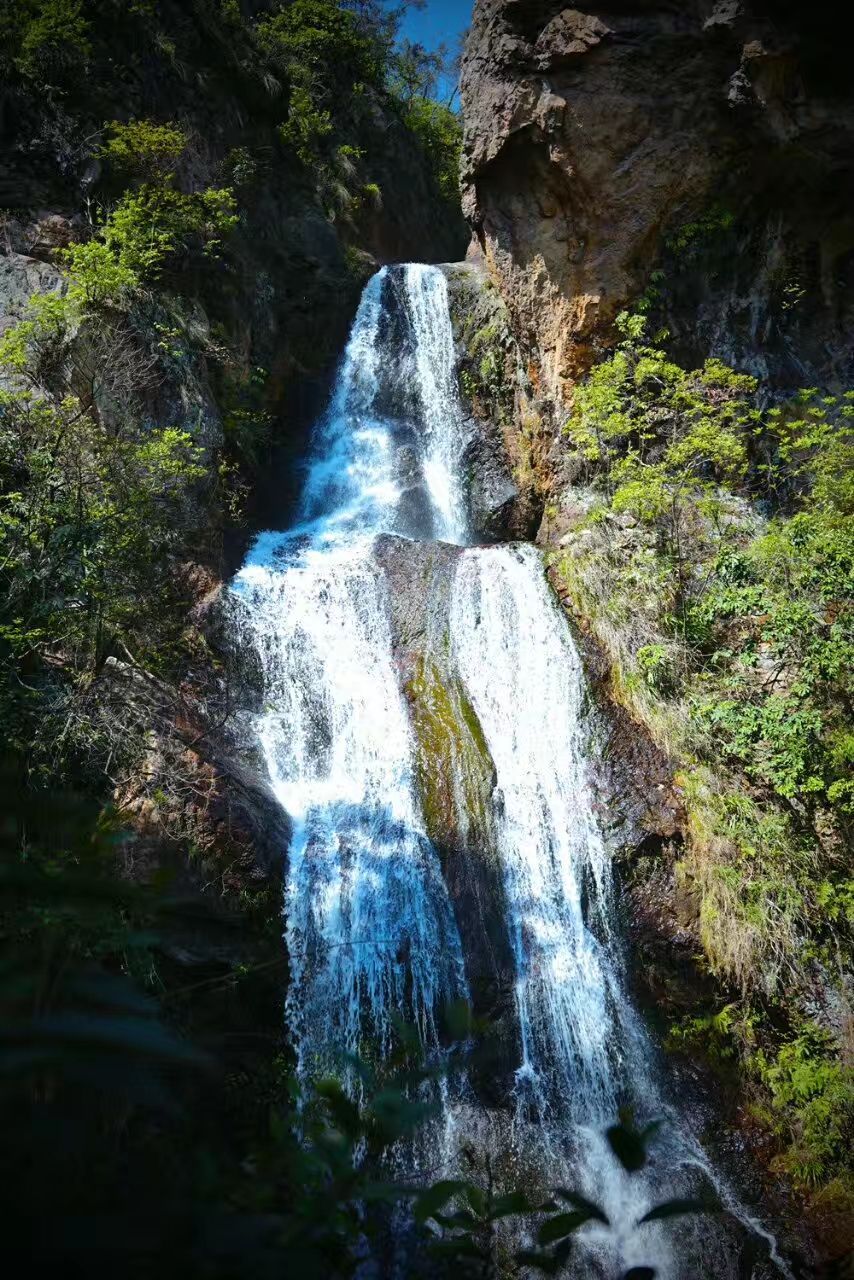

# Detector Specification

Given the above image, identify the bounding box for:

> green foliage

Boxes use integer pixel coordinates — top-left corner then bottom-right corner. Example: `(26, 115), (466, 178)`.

(221, 144), (262, 191)
(0, 386), (204, 673)
(0, 382), (205, 775)
(97, 182), (238, 284)
(0, 290), (74, 380)
(401, 96), (462, 203)
(667, 1003), (755, 1069)
(278, 83), (335, 165)
(686, 394), (853, 822)
(1, 790), (209, 1107)
(565, 316), (853, 834)
(258, 0), (380, 166)
(667, 205), (736, 257)
(565, 315), (758, 641)
(99, 118), (187, 183)
(361, 180), (382, 207)
(258, 0), (383, 88)
(391, 35), (446, 104)
(3, 0), (91, 83)
(1, 175), (237, 328)
(413, 1111), (719, 1278)
(567, 315), (752, 548)
(753, 1025), (854, 1186)
(636, 643), (678, 695)
(558, 306), (854, 1202)
(2, 780), (711, 1278)
(256, 0), (461, 207)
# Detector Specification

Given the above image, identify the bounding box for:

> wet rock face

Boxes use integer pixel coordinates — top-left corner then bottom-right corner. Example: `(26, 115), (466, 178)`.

(461, 0), (854, 403)
(462, 416), (528, 542)
(443, 261), (547, 542)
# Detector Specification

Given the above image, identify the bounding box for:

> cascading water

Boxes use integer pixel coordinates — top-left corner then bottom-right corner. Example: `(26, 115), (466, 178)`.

(450, 546), (648, 1125)
(229, 263), (783, 1277)
(230, 265), (471, 1083)
(450, 546), (691, 1275)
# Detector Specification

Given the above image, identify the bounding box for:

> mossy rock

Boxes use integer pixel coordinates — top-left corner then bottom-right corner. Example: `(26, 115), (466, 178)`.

(406, 652), (495, 858)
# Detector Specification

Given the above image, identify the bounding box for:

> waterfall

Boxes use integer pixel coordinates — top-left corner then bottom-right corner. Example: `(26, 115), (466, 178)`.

(230, 265), (471, 1081)
(237, 542), (466, 1078)
(295, 263), (468, 548)
(449, 545), (650, 1126)
(229, 263), (782, 1277)
(449, 545), (685, 1275)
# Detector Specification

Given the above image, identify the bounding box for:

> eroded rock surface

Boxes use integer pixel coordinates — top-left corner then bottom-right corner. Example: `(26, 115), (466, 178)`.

(461, 0), (854, 404)
(443, 259), (548, 540)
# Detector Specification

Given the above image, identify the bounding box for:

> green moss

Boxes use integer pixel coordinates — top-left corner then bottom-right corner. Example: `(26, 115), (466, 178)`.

(406, 654), (494, 855)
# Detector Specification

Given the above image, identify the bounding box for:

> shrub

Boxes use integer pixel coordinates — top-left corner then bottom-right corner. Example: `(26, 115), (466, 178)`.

(10, 0), (91, 83)
(0, 388), (205, 682)
(401, 97), (462, 203)
(258, 0), (381, 166)
(99, 119), (187, 183)
(636, 643), (678, 695)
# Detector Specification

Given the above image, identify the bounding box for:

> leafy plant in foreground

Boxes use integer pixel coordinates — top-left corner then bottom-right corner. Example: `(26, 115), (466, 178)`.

(417, 1112), (722, 1279)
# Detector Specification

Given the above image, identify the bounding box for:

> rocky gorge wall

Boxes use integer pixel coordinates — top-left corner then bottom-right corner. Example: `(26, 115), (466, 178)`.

(461, 0), (854, 405)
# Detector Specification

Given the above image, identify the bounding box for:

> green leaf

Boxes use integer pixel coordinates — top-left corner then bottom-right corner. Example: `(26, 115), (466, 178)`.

(538, 1209), (596, 1244)
(553, 1188), (610, 1225)
(637, 1197), (720, 1225)
(434, 1209), (477, 1229)
(413, 1179), (467, 1224)
(606, 1122), (648, 1172)
(516, 1250), (563, 1275)
(314, 1077), (362, 1140)
(464, 1183), (486, 1216)
(488, 1190), (537, 1220)
(428, 1238), (487, 1260)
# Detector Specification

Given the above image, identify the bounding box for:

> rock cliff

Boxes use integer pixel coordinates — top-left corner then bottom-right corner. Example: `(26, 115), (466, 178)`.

(461, 0), (854, 406)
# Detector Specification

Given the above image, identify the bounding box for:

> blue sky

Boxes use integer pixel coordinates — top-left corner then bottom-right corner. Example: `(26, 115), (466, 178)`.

(397, 0), (473, 100)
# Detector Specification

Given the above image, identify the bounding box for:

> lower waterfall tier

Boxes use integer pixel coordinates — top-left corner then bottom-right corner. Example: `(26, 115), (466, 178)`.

(229, 530), (777, 1278)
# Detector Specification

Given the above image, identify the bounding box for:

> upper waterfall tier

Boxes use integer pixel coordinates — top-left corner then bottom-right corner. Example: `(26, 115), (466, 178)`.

(293, 263), (470, 549)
